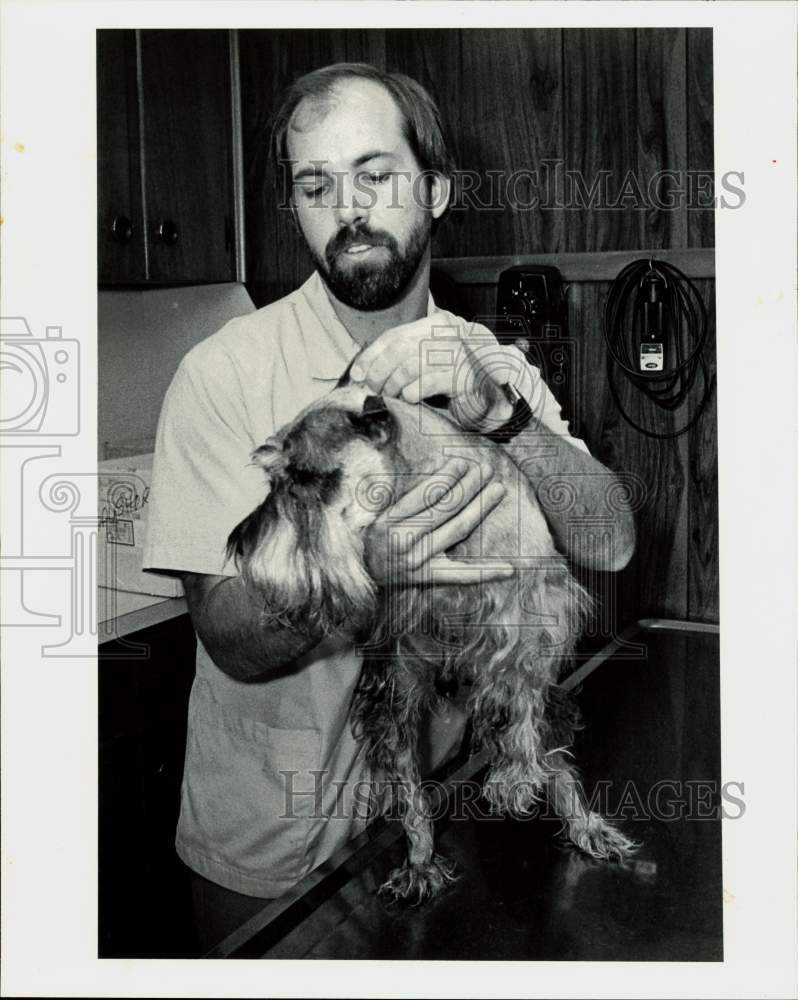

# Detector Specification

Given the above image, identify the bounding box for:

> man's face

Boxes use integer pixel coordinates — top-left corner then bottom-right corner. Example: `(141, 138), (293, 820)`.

(286, 78), (450, 311)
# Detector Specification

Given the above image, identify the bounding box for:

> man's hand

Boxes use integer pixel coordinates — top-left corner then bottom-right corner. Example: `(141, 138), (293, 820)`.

(364, 457), (515, 586)
(350, 313), (532, 432)
(350, 311), (636, 573)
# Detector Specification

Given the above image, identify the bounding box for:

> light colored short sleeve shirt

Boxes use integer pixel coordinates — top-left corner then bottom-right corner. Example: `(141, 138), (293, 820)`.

(143, 271), (587, 897)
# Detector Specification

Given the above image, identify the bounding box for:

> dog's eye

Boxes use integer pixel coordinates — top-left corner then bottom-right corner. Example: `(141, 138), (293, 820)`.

(285, 465), (342, 504)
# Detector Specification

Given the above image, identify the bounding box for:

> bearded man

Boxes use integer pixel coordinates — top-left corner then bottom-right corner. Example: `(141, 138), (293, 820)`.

(144, 62), (634, 950)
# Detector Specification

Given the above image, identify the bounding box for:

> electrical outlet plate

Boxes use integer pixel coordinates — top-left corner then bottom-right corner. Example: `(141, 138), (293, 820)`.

(640, 342), (664, 371)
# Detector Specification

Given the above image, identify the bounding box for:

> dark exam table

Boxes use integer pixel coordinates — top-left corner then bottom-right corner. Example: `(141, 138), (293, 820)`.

(209, 619), (722, 961)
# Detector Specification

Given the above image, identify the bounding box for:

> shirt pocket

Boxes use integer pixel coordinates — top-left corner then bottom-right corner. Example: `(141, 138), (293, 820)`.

(180, 678), (323, 885)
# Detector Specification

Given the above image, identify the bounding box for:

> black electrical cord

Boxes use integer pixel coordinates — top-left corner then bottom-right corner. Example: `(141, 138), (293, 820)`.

(603, 258), (715, 439)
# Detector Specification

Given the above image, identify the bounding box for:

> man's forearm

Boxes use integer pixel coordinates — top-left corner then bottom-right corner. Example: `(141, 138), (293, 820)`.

(501, 428), (636, 572)
(184, 572), (325, 682)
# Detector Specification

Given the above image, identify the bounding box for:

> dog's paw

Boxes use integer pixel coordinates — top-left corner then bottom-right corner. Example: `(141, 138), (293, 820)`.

(378, 854), (458, 905)
(566, 812), (640, 861)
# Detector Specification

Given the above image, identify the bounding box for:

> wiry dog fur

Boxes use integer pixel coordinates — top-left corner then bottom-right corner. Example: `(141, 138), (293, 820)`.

(228, 384), (636, 902)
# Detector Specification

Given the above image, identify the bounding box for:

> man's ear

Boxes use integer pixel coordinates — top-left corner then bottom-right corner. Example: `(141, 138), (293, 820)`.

(429, 173), (452, 220)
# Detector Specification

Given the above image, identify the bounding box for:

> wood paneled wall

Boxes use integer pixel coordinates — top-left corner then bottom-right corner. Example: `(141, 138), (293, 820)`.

(437, 270), (717, 627)
(239, 27), (714, 304)
(237, 28), (718, 627)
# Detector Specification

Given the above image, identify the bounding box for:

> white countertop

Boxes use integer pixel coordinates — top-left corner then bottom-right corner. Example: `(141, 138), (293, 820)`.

(98, 586), (187, 642)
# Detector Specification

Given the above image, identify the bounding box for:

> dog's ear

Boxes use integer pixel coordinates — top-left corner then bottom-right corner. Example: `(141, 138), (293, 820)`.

(251, 437), (289, 477)
(349, 395), (394, 447)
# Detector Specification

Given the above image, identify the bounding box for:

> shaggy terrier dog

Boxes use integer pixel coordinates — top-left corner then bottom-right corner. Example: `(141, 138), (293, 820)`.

(228, 381), (636, 902)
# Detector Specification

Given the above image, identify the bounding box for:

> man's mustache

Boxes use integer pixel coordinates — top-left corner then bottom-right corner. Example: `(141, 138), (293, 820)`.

(326, 226), (397, 258)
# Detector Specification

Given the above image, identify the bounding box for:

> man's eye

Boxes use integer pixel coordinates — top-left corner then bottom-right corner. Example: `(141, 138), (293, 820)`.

(296, 185), (327, 200)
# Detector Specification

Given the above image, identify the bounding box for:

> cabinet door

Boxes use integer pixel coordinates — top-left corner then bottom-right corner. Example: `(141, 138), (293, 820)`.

(139, 30), (237, 284)
(97, 30), (146, 283)
(99, 614), (199, 957)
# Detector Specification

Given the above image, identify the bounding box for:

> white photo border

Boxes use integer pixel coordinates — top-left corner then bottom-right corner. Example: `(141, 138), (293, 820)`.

(1, 2), (796, 997)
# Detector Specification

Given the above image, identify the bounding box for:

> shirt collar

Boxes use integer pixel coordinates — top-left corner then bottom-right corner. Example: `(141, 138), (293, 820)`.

(298, 271), (436, 381)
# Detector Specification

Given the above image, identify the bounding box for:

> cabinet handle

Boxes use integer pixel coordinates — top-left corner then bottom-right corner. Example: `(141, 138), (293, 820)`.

(156, 220), (180, 246)
(111, 215), (134, 244)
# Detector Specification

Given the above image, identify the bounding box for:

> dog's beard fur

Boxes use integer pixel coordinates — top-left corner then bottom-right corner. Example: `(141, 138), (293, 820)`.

(228, 385), (637, 901)
(228, 474), (377, 634)
(227, 391), (402, 633)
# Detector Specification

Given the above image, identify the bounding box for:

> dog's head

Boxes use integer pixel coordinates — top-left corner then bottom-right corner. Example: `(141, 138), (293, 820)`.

(227, 385), (402, 634)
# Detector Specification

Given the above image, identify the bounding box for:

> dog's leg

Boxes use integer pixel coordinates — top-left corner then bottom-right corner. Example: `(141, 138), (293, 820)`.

(544, 750), (639, 860)
(378, 742), (458, 904)
(374, 655), (458, 904)
(467, 568), (578, 814)
(471, 651), (551, 815)
(474, 671), (637, 857)
(473, 655), (638, 856)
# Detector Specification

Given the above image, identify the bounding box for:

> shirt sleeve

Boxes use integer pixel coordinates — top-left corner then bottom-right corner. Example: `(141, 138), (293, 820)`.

(525, 363), (590, 455)
(142, 347), (271, 578)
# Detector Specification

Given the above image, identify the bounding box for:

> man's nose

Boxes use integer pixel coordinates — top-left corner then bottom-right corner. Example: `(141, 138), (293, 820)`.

(334, 176), (370, 227)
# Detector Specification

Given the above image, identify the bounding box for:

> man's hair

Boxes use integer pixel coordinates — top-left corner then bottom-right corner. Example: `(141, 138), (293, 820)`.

(270, 62), (456, 207)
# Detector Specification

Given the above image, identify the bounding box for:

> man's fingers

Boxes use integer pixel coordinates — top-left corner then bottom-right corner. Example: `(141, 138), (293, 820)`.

(382, 458), (470, 522)
(400, 369), (455, 404)
(352, 315), (462, 395)
(387, 460), (498, 531)
(381, 356), (420, 398)
(349, 336), (391, 383)
(422, 556), (516, 585)
(410, 477), (507, 562)
(351, 330), (413, 391)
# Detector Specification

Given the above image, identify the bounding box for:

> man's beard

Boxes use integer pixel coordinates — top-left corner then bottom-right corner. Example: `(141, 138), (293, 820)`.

(309, 214), (431, 312)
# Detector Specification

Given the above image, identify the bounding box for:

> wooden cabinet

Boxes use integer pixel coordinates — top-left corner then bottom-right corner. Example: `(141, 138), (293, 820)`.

(97, 30), (145, 283)
(99, 614), (199, 957)
(98, 29), (243, 285)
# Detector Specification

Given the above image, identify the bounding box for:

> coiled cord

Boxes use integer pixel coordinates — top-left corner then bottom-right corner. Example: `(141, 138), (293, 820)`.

(603, 258), (715, 439)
